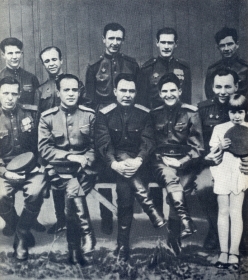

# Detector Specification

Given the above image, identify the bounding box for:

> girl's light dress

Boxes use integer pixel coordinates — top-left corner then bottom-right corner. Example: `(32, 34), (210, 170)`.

(210, 121), (248, 195)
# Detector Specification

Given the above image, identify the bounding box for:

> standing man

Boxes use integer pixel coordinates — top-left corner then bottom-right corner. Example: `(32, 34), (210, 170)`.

(36, 46), (86, 235)
(198, 68), (248, 253)
(0, 38), (39, 105)
(38, 74), (97, 266)
(138, 27), (192, 109)
(205, 27), (248, 99)
(95, 73), (165, 262)
(86, 23), (139, 234)
(0, 77), (47, 261)
(151, 73), (204, 255)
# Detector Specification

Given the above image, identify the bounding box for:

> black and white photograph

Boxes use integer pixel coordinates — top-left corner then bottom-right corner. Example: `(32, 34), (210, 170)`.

(0, 0), (248, 279)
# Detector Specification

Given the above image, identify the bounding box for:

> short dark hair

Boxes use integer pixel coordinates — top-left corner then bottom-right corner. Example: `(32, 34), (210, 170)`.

(55, 74), (79, 91)
(156, 27), (178, 42)
(103, 23), (125, 40)
(211, 67), (239, 87)
(39, 46), (62, 62)
(158, 73), (181, 91)
(114, 73), (136, 88)
(214, 27), (238, 44)
(228, 94), (248, 112)
(0, 76), (20, 91)
(0, 37), (23, 52)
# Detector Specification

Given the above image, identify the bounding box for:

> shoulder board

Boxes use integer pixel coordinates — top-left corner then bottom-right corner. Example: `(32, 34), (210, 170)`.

(237, 57), (248, 67)
(174, 58), (190, 68)
(20, 104), (38, 111)
(100, 103), (117, 114)
(78, 105), (95, 113)
(121, 54), (137, 63)
(141, 58), (157, 69)
(181, 103), (198, 112)
(134, 104), (150, 113)
(152, 105), (164, 112)
(197, 99), (215, 108)
(208, 60), (222, 70)
(41, 106), (59, 117)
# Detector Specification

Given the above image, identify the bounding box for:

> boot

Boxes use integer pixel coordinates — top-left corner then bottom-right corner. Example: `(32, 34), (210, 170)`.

(47, 190), (66, 234)
(99, 188), (113, 235)
(132, 178), (165, 228)
(167, 192), (196, 239)
(73, 197), (96, 254)
(149, 187), (164, 217)
(116, 207), (133, 262)
(167, 218), (182, 256)
(1, 208), (19, 236)
(13, 208), (39, 261)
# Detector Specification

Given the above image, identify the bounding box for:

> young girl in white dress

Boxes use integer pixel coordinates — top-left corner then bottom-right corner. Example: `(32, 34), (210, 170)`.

(209, 94), (248, 270)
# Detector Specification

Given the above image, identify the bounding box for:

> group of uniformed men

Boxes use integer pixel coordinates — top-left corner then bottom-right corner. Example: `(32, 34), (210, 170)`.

(0, 23), (248, 266)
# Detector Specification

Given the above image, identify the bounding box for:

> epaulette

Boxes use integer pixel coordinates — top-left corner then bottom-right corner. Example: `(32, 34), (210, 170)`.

(20, 104), (38, 111)
(41, 106), (59, 117)
(197, 99), (215, 108)
(78, 105), (95, 114)
(121, 53), (137, 63)
(100, 103), (117, 114)
(181, 103), (198, 112)
(141, 58), (157, 69)
(134, 104), (150, 113)
(237, 57), (248, 67)
(208, 60), (222, 70)
(152, 105), (164, 111)
(174, 58), (190, 68)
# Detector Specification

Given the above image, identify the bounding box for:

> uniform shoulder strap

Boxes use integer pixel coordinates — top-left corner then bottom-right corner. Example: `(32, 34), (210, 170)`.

(134, 104), (150, 113)
(78, 105), (95, 114)
(181, 103), (198, 112)
(100, 103), (117, 114)
(20, 104), (38, 111)
(41, 106), (59, 117)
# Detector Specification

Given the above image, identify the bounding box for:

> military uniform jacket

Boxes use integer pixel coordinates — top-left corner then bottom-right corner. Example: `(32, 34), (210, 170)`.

(151, 102), (204, 161)
(137, 56), (192, 109)
(85, 53), (139, 110)
(36, 76), (86, 113)
(205, 55), (248, 99)
(38, 105), (95, 169)
(0, 104), (38, 176)
(198, 97), (230, 154)
(95, 103), (155, 167)
(0, 67), (39, 105)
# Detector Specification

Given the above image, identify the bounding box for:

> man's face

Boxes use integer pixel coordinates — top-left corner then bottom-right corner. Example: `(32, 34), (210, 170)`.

(228, 109), (246, 125)
(41, 48), (63, 76)
(1, 45), (23, 69)
(159, 82), (181, 106)
(218, 36), (239, 58)
(156, 34), (177, 58)
(57, 78), (79, 108)
(0, 83), (19, 110)
(114, 79), (136, 106)
(212, 74), (238, 103)
(103, 30), (124, 55)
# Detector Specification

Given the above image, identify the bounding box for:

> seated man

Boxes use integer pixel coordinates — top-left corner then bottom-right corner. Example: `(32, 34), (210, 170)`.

(95, 73), (165, 262)
(38, 74), (97, 266)
(0, 77), (47, 261)
(150, 73), (204, 255)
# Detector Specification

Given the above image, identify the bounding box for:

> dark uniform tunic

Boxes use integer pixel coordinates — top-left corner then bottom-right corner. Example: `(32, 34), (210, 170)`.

(36, 76), (86, 113)
(85, 53), (139, 111)
(205, 55), (248, 99)
(138, 56), (192, 109)
(151, 102), (204, 193)
(38, 105), (96, 195)
(0, 67), (39, 105)
(95, 103), (155, 207)
(0, 104), (46, 215)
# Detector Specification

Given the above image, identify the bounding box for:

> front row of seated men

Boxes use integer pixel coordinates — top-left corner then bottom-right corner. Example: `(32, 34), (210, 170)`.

(0, 69), (247, 266)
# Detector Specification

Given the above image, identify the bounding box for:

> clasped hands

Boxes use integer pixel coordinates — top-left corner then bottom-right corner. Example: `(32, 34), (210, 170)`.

(111, 157), (143, 178)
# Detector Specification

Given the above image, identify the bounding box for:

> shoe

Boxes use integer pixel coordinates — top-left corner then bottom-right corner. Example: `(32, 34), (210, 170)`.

(32, 219), (46, 232)
(214, 252), (228, 269)
(228, 254), (240, 270)
(47, 220), (66, 234)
